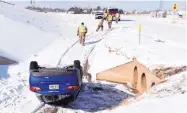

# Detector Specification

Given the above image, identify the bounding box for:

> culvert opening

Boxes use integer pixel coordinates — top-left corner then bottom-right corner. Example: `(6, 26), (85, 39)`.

(133, 66), (138, 89)
(151, 82), (155, 87)
(141, 73), (147, 91)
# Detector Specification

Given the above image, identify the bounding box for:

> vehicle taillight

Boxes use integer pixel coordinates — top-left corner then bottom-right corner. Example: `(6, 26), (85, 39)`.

(66, 85), (79, 90)
(30, 86), (42, 92)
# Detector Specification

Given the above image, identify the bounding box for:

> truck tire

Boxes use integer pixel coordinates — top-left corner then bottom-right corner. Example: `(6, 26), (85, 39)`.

(30, 61), (39, 71)
(74, 60), (81, 69)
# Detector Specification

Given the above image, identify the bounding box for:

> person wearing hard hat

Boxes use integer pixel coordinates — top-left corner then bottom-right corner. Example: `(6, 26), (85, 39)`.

(96, 18), (104, 32)
(107, 14), (113, 29)
(115, 12), (120, 23)
(77, 22), (87, 46)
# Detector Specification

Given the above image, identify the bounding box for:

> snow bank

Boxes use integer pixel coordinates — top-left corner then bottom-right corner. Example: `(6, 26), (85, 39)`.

(0, 3), (97, 37)
(0, 14), (18, 63)
(110, 93), (187, 113)
(0, 14), (61, 61)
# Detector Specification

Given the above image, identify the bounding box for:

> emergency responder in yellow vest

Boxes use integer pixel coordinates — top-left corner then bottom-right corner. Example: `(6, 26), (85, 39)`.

(104, 12), (108, 20)
(77, 22), (87, 46)
(107, 14), (113, 29)
(115, 13), (120, 23)
(96, 18), (104, 32)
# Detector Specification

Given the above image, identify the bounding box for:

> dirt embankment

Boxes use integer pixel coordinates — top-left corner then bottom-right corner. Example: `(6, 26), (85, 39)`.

(0, 56), (18, 65)
(152, 66), (187, 79)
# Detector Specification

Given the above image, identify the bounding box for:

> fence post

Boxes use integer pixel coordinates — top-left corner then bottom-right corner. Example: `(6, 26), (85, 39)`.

(138, 24), (142, 45)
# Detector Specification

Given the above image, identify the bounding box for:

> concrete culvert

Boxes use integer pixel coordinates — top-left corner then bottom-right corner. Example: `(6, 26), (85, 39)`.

(141, 73), (147, 92)
(96, 58), (161, 93)
(133, 66), (138, 89)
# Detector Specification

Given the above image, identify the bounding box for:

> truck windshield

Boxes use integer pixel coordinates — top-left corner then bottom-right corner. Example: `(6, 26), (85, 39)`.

(96, 12), (103, 15)
(108, 9), (118, 12)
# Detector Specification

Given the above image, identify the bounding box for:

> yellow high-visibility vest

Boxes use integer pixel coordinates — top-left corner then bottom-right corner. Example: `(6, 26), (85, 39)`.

(79, 25), (87, 33)
(98, 19), (104, 25)
(108, 15), (113, 21)
(104, 13), (108, 18)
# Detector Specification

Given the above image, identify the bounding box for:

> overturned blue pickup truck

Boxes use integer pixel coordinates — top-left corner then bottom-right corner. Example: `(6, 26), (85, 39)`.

(29, 60), (83, 104)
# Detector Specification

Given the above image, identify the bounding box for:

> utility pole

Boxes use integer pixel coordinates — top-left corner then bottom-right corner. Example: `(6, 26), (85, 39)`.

(30, 0), (32, 6)
(185, 1), (186, 15)
(30, 0), (35, 7)
(159, 0), (162, 11)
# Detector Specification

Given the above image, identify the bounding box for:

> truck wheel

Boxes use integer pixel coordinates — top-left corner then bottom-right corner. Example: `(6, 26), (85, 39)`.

(30, 61), (39, 71)
(74, 60), (81, 69)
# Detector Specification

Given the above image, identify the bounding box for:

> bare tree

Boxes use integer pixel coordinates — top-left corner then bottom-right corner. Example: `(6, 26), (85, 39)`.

(119, 9), (124, 14)
(96, 6), (101, 10)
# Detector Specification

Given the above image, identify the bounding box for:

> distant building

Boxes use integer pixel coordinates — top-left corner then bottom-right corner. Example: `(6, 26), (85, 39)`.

(150, 11), (167, 18)
(67, 11), (75, 14)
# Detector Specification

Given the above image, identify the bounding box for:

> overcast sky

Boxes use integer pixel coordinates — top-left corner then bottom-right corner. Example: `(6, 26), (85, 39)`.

(4, 0), (186, 11)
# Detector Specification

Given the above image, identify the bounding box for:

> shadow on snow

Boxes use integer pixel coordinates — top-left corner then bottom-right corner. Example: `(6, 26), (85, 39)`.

(64, 83), (132, 112)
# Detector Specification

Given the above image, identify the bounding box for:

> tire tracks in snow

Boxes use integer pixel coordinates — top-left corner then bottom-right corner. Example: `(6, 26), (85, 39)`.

(56, 32), (94, 66)
(56, 28), (117, 112)
(57, 28), (116, 67)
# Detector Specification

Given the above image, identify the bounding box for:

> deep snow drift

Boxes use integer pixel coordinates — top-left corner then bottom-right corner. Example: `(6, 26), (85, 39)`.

(0, 2), (187, 113)
(0, 13), (61, 62)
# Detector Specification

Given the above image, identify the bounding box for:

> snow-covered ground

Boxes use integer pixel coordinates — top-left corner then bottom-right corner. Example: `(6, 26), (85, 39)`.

(0, 2), (187, 113)
(56, 71), (187, 113)
(0, 8), (61, 62)
(110, 71), (187, 113)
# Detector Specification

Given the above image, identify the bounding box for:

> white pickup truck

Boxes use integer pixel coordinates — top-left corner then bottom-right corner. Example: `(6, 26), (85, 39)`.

(95, 12), (104, 19)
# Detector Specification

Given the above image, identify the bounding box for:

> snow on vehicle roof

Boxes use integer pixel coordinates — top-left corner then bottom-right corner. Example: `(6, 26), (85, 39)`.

(107, 7), (118, 10)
